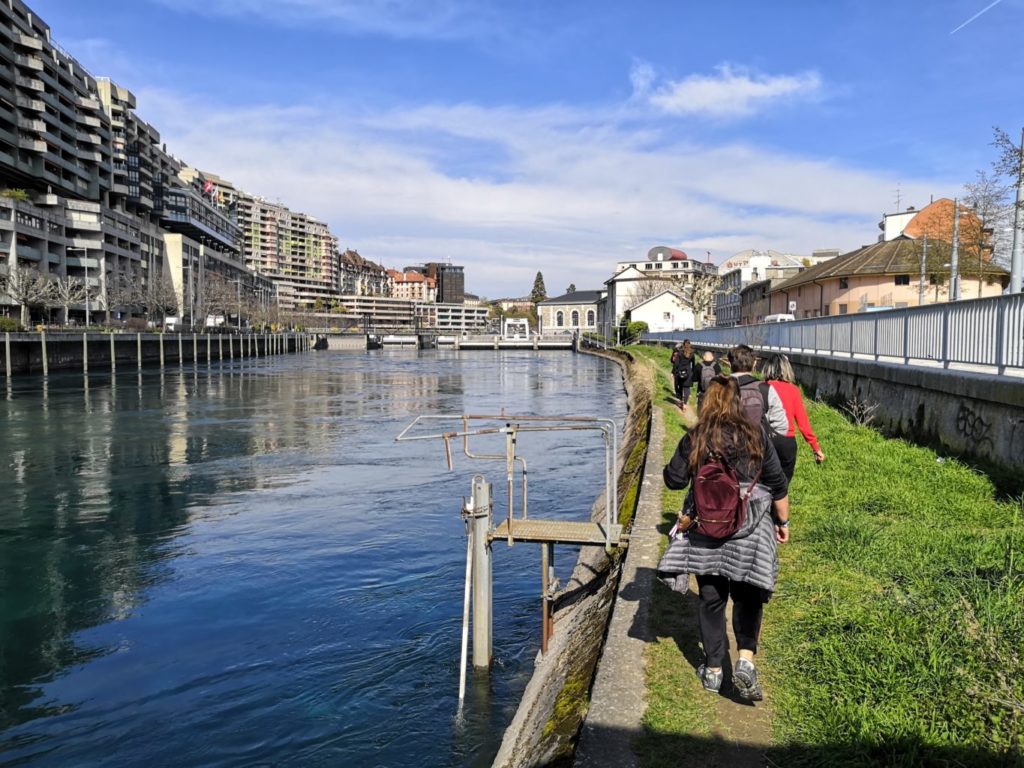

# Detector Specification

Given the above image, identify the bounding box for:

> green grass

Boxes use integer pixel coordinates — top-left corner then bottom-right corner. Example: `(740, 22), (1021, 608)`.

(629, 344), (1024, 767)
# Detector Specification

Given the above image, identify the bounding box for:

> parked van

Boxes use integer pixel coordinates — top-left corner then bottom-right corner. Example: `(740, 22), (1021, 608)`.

(763, 314), (795, 323)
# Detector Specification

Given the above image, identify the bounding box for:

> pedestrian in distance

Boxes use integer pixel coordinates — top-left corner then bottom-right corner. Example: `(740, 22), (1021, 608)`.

(658, 376), (790, 702)
(760, 354), (825, 481)
(695, 350), (721, 414)
(727, 344), (788, 437)
(670, 339), (699, 410)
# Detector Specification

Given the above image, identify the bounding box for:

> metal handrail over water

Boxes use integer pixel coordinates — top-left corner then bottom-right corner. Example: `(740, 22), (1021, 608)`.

(396, 411), (623, 706)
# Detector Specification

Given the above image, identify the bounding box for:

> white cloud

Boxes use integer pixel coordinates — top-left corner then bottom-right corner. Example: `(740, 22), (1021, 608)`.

(648, 64), (822, 118)
(149, 0), (495, 39)
(134, 83), (947, 299)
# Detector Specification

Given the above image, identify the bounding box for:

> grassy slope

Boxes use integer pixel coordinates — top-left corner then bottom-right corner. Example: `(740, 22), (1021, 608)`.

(630, 345), (1024, 767)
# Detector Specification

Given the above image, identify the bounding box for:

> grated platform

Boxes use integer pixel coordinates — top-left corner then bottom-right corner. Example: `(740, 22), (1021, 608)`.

(491, 519), (625, 547)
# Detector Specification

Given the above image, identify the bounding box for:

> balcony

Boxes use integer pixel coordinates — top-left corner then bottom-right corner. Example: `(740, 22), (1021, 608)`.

(17, 116), (45, 132)
(14, 52), (42, 71)
(17, 136), (45, 152)
(15, 75), (44, 92)
(15, 94), (44, 111)
(16, 33), (43, 51)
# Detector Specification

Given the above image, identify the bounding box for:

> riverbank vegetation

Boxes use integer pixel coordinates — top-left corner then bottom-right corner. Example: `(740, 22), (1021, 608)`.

(629, 344), (1024, 767)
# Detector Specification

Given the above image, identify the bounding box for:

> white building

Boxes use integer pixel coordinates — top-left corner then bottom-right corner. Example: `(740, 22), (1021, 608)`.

(626, 289), (694, 333)
(714, 249), (807, 327)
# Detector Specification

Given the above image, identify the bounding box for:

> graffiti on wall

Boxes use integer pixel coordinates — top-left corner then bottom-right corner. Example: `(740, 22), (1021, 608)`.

(1010, 417), (1024, 462)
(955, 402), (995, 453)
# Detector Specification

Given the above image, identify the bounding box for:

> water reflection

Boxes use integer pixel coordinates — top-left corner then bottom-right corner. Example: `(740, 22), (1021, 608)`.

(0, 350), (625, 766)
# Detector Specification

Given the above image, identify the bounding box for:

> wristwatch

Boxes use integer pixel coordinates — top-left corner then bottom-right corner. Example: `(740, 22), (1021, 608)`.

(776, 519), (790, 528)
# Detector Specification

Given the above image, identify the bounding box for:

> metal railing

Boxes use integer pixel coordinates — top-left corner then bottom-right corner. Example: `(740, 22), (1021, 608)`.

(646, 293), (1024, 376)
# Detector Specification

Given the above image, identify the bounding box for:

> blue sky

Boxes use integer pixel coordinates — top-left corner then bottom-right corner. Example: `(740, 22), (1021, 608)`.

(33, 0), (1024, 298)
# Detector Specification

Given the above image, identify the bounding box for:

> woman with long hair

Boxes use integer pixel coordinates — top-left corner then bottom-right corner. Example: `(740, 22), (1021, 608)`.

(759, 354), (825, 481)
(658, 376), (790, 701)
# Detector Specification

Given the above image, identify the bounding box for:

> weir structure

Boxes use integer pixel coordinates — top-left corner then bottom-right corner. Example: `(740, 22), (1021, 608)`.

(396, 412), (624, 703)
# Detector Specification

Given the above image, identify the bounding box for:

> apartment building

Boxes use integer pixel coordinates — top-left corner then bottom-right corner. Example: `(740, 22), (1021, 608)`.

(388, 268), (436, 302)
(341, 249), (389, 297)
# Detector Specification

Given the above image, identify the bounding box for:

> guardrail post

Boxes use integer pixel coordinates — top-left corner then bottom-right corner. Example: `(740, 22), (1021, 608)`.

(4, 332), (10, 378)
(159, 333), (164, 368)
(941, 306), (951, 368)
(137, 332), (142, 370)
(40, 330), (47, 376)
(873, 317), (879, 361)
(110, 333), (116, 373)
(472, 476), (493, 670)
(995, 300), (1007, 374)
(82, 332), (88, 375)
(178, 333), (183, 366)
(902, 311), (910, 365)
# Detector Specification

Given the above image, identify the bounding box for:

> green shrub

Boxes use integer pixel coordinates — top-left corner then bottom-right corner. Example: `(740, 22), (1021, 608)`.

(626, 320), (649, 339)
(0, 316), (22, 332)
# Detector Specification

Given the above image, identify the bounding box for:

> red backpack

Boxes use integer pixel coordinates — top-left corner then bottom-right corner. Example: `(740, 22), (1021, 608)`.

(693, 453), (761, 539)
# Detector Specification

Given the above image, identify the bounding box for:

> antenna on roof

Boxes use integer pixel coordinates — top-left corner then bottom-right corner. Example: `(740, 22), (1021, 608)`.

(894, 183), (902, 212)
(706, 250), (711, 263)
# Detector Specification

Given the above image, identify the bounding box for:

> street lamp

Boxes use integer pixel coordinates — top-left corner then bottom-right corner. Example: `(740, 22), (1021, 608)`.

(66, 247), (91, 327)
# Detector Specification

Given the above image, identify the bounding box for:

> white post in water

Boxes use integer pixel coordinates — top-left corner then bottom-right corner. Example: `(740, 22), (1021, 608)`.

(471, 475), (492, 669)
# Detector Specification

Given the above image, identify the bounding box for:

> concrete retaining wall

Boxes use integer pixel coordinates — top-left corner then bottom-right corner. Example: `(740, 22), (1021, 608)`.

(645, 339), (1024, 483)
(786, 353), (1024, 481)
(492, 349), (653, 768)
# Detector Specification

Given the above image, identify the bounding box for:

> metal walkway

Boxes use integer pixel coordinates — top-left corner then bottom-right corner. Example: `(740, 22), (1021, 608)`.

(491, 519), (625, 547)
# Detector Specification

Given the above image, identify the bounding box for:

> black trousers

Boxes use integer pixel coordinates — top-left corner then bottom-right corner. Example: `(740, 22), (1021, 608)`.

(695, 574), (765, 668)
(772, 434), (798, 481)
(674, 375), (691, 401)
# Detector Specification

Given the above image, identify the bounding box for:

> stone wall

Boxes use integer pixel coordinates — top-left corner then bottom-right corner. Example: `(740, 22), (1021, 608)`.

(492, 348), (653, 768)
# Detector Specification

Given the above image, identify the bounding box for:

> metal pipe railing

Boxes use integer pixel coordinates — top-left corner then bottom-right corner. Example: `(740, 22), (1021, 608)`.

(645, 293), (1024, 375)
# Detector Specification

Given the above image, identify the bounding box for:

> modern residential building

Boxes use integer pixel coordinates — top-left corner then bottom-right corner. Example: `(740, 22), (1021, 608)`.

(714, 249), (806, 327)
(424, 262), (465, 304)
(536, 290), (602, 334)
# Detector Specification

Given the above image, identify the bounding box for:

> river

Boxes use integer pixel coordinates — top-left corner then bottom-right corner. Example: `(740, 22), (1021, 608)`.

(0, 349), (626, 767)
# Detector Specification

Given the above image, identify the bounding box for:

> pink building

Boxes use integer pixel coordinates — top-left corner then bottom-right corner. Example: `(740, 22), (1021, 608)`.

(388, 269), (437, 303)
(768, 237), (1008, 320)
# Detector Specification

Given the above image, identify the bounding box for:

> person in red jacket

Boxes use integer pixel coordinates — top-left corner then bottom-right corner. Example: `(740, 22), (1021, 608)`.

(760, 354), (825, 481)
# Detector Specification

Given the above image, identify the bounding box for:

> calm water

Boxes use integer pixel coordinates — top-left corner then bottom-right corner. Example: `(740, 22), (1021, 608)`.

(0, 350), (625, 767)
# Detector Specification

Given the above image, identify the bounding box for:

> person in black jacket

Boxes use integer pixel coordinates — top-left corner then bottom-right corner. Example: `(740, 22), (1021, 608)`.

(670, 339), (699, 409)
(660, 375), (790, 701)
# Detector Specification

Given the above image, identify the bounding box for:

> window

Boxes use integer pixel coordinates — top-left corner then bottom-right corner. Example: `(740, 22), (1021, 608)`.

(586, 310), (595, 326)
(571, 310), (579, 326)
(839, 277), (849, 289)
(556, 311), (564, 327)
(663, 312), (671, 320)
(644, 263), (653, 269)
(895, 274), (910, 286)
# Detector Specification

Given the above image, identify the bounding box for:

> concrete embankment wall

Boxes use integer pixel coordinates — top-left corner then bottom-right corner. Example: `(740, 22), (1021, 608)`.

(1, 332), (307, 376)
(646, 339), (1024, 484)
(785, 353), (1024, 480)
(492, 348), (653, 768)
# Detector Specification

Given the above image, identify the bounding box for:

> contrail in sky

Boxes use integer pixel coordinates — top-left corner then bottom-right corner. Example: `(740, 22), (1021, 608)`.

(950, 0), (1004, 34)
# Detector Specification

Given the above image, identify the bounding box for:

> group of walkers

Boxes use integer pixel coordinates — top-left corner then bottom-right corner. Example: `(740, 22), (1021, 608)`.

(659, 342), (824, 702)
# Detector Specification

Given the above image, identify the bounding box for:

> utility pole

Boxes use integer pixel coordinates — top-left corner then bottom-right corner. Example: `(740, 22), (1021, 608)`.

(919, 235), (928, 306)
(950, 199), (961, 301)
(1011, 128), (1024, 294)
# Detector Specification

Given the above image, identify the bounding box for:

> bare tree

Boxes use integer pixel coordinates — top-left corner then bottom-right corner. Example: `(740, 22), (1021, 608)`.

(105, 273), (142, 323)
(199, 273), (236, 328)
(624, 277), (673, 311)
(49, 275), (89, 326)
(963, 171), (1011, 291)
(684, 272), (722, 329)
(142, 272), (179, 328)
(1, 264), (55, 327)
